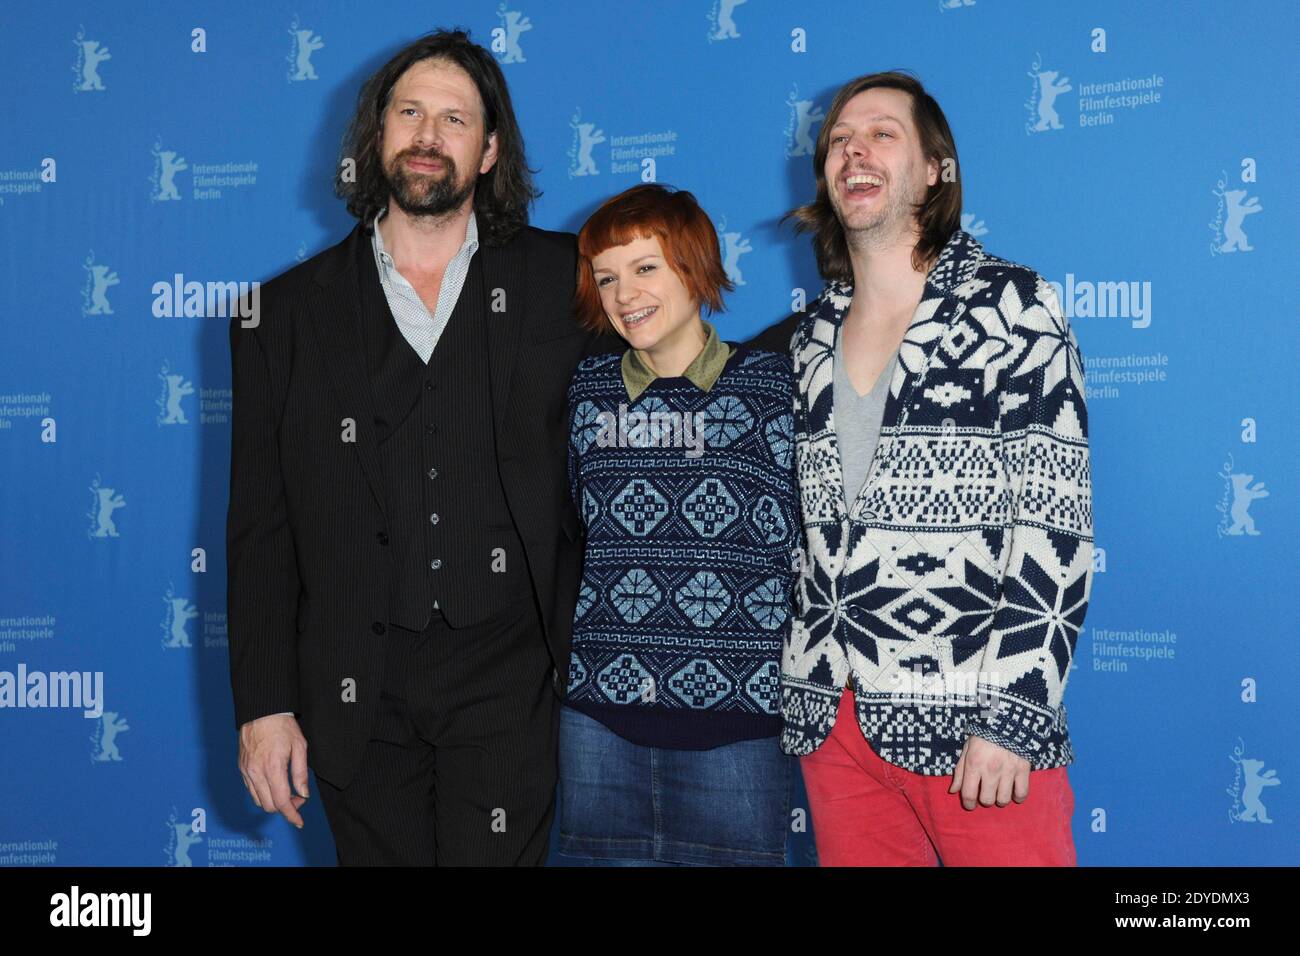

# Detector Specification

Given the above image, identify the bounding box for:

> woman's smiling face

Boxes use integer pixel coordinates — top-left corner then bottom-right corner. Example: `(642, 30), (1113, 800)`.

(590, 234), (699, 352)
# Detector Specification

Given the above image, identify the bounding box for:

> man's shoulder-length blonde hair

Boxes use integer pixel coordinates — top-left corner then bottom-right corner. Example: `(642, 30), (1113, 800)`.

(785, 70), (963, 279)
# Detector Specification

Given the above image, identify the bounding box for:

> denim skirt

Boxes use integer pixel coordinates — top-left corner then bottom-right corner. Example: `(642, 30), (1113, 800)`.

(555, 704), (794, 866)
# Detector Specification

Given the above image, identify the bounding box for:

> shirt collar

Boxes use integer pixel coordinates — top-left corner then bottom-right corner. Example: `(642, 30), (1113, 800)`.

(370, 205), (479, 276)
(621, 320), (734, 402)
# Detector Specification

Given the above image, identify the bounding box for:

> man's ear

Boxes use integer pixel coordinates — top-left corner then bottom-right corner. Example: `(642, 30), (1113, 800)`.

(927, 156), (939, 187)
(480, 130), (500, 175)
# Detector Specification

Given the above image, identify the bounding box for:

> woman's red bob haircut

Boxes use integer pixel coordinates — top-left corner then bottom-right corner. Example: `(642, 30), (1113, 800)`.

(574, 183), (734, 333)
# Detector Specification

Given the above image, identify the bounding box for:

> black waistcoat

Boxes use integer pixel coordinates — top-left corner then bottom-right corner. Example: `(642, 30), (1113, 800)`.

(357, 232), (532, 631)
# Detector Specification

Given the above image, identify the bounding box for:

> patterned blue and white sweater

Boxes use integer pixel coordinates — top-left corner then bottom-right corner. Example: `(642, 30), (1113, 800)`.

(782, 229), (1094, 774)
(565, 345), (799, 749)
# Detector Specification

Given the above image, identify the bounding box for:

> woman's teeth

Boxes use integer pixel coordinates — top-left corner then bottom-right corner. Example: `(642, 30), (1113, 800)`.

(623, 306), (657, 328)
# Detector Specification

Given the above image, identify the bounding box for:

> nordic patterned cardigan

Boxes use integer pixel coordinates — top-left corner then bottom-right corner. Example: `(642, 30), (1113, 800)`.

(780, 228), (1094, 775)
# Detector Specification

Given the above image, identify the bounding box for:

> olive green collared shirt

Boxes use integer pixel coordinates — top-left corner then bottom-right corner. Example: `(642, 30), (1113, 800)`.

(621, 320), (735, 402)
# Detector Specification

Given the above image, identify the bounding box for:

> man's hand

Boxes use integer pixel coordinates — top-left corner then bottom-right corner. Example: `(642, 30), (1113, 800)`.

(239, 714), (310, 828)
(949, 735), (1030, 810)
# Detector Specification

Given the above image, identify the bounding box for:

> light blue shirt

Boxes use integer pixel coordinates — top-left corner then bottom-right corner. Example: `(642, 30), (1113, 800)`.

(370, 205), (480, 363)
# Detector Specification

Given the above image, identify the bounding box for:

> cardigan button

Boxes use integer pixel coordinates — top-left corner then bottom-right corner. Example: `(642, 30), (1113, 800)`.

(371, 622), (386, 635)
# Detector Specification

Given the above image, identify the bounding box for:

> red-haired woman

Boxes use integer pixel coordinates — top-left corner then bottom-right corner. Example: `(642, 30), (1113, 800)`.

(557, 184), (799, 866)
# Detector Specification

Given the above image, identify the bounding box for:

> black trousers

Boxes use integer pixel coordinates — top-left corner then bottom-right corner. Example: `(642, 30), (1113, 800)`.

(316, 595), (560, 865)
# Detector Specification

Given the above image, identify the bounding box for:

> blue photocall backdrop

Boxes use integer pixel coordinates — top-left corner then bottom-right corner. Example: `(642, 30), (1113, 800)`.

(1, 0), (1295, 866)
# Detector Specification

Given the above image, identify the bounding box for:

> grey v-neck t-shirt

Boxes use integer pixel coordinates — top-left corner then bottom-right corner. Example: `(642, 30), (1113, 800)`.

(833, 328), (901, 511)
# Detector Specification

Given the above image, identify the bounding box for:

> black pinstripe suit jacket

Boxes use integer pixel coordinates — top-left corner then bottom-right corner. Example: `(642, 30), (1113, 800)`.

(226, 220), (614, 788)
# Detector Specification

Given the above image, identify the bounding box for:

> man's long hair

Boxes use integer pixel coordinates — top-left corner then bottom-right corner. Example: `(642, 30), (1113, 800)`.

(785, 70), (962, 279)
(335, 28), (539, 246)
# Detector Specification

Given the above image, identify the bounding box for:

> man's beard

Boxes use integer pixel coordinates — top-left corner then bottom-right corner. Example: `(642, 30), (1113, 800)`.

(383, 148), (476, 218)
(835, 167), (923, 248)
